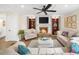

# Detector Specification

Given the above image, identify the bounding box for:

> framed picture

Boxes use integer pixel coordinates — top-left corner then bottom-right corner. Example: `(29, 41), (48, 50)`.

(64, 15), (77, 29)
(72, 15), (76, 22)
(71, 23), (76, 29)
(67, 16), (72, 28)
(67, 16), (72, 23)
(71, 15), (77, 28)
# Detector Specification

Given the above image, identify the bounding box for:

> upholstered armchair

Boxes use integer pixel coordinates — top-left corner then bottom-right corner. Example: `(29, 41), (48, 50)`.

(25, 29), (37, 40)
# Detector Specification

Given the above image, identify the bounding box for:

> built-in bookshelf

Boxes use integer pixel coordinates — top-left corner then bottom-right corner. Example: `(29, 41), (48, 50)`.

(52, 18), (59, 35)
(28, 18), (36, 29)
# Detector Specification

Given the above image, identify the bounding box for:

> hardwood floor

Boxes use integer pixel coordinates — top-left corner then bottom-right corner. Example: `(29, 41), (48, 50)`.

(0, 39), (16, 50)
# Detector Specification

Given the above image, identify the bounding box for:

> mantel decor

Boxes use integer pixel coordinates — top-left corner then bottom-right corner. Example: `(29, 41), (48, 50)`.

(64, 15), (77, 29)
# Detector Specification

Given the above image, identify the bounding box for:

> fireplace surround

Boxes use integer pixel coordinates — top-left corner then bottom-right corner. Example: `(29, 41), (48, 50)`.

(40, 27), (48, 34)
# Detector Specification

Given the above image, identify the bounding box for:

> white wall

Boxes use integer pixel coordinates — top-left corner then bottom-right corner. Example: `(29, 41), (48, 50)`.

(18, 15), (27, 30)
(0, 13), (6, 37)
(59, 15), (65, 30)
(0, 13), (19, 41)
(6, 13), (19, 41)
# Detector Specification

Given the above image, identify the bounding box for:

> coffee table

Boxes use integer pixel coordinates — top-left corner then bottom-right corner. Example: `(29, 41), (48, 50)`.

(38, 37), (53, 48)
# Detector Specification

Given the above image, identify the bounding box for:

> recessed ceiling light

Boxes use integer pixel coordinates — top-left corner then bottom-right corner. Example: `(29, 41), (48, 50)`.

(20, 5), (25, 8)
(64, 5), (68, 7)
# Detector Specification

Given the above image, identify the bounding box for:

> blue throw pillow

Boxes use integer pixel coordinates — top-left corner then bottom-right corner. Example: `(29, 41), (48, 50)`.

(18, 45), (30, 55)
(71, 43), (79, 54)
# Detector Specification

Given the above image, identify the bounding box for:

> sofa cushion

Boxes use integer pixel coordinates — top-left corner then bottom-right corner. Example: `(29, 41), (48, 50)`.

(58, 35), (69, 41)
(61, 31), (68, 37)
(25, 29), (37, 40)
(18, 45), (30, 55)
(68, 30), (77, 37)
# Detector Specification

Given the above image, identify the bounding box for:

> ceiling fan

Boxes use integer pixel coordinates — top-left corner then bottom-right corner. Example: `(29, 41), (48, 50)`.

(33, 4), (56, 15)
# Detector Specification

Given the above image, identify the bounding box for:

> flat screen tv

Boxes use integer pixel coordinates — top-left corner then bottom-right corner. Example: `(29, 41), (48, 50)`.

(39, 17), (49, 23)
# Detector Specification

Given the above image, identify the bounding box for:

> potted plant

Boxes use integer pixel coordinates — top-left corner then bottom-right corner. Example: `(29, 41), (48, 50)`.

(18, 30), (25, 40)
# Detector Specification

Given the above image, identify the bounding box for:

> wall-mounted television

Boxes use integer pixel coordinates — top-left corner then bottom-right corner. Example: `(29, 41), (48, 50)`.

(39, 17), (49, 23)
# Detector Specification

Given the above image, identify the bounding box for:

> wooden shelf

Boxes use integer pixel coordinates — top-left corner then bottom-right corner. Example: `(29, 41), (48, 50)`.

(28, 18), (36, 29)
(52, 18), (59, 35)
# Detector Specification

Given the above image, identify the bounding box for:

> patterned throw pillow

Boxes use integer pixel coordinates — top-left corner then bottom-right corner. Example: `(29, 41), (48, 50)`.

(18, 45), (30, 55)
(61, 31), (69, 37)
(71, 43), (79, 54)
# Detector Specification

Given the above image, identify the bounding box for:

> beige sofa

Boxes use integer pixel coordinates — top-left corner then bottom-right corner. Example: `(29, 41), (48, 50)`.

(57, 30), (77, 47)
(57, 31), (70, 47)
(25, 29), (37, 40)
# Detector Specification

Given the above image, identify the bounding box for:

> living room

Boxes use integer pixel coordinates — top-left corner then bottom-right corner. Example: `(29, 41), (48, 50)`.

(0, 4), (79, 55)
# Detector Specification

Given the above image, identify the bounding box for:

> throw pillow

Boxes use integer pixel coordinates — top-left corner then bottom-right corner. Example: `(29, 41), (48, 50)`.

(18, 45), (30, 55)
(71, 43), (79, 54)
(61, 31), (68, 37)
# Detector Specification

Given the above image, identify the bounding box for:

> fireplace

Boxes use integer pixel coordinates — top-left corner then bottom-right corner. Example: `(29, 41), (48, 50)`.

(40, 27), (48, 34)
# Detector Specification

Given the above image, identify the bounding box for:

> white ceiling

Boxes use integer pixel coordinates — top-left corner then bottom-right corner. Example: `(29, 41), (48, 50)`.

(0, 4), (79, 15)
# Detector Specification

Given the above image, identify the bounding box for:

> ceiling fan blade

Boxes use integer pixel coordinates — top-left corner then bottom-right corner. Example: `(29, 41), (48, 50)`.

(37, 11), (42, 14)
(45, 4), (52, 10)
(33, 8), (41, 10)
(46, 10), (56, 12)
(43, 5), (46, 9)
(44, 11), (47, 15)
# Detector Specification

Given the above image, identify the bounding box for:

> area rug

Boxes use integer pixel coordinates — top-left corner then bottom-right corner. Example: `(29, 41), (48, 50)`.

(28, 39), (62, 48)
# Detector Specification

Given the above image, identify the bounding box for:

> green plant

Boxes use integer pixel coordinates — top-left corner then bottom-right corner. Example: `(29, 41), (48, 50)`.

(18, 30), (24, 35)
(18, 30), (25, 40)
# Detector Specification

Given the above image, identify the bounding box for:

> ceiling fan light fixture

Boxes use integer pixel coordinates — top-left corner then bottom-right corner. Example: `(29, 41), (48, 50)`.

(33, 4), (56, 15)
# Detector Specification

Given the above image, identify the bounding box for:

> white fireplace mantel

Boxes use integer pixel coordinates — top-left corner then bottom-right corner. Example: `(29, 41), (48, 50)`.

(36, 17), (52, 34)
